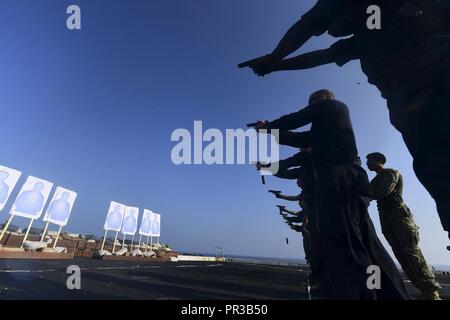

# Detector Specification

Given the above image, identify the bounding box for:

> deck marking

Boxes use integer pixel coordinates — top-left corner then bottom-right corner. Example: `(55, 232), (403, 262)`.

(0, 265), (162, 274)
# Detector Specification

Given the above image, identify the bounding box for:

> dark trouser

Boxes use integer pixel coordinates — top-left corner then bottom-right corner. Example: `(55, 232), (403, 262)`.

(315, 164), (410, 300)
(388, 78), (450, 234)
(306, 213), (323, 280)
(302, 227), (312, 263)
(303, 195), (323, 280)
(302, 219), (322, 280)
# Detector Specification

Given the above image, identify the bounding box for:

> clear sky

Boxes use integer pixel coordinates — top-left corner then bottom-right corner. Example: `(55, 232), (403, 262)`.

(0, 0), (447, 265)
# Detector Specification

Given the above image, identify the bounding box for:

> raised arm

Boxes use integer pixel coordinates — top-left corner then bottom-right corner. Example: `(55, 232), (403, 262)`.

(281, 207), (303, 217)
(278, 130), (312, 148)
(284, 215), (303, 224)
(279, 152), (306, 170)
(264, 151), (307, 174)
(275, 167), (302, 180)
(266, 103), (324, 131)
(270, 0), (347, 58)
(273, 37), (359, 72)
(276, 193), (302, 202)
(242, 0), (347, 76)
(287, 222), (303, 233)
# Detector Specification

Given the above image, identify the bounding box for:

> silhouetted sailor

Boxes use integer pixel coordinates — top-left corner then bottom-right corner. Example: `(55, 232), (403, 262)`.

(241, 0), (450, 244)
(366, 152), (441, 300)
(253, 90), (410, 299)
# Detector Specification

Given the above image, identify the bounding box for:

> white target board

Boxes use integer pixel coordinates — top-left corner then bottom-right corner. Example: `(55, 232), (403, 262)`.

(139, 209), (153, 237)
(121, 206), (139, 236)
(11, 176), (53, 220)
(43, 187), (77, 227)
(150, 212), (161, 237)
(0, 165), (22, 211)
(104, 201), (125, 232)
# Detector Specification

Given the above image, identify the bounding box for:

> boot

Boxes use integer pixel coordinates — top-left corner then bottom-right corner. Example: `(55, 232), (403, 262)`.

(417, 290), (441, 300)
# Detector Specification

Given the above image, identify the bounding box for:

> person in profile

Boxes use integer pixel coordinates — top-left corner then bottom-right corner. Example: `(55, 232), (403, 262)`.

(366, 152), (441, 300)
(122, 210), (137, 233)
(47, 191), (71, 223)
(107, 204), (123, 230)
(0, 171), (10, 204)
(151, 216), (160, 235)
(15, 182), (45, 215)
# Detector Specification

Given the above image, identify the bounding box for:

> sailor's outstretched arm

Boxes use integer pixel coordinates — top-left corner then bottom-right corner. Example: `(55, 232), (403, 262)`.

(273, 1), (348, 57)
(268, 17), (323, 63)
(277, 131), (311, 148)
(274, 49), (336, 71)
(285, 216), (303, 224)
(276, 193), (302, 201)
(275, 167), (302, 180)
(265, 151), (307, 174)
(241, 0), (346, 76)
(240, 18), (317, 76)
(258, 152), (305, 179)
(265, 106), (318, 131)
(273, 37), (359, 72)
(287, 222), (303, 233)
(278, 151), (306, 170)
(281, 207), (303, 216)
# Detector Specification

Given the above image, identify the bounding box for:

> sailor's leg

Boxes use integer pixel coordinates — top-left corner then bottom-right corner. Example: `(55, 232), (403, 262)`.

(381, 208), (441, 296)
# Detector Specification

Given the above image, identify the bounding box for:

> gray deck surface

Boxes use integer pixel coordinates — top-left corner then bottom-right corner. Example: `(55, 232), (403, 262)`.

(0, 258), (448, 300)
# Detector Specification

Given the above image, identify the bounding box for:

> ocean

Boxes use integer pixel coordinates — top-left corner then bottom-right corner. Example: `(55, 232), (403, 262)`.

(182, 251), (450, 271)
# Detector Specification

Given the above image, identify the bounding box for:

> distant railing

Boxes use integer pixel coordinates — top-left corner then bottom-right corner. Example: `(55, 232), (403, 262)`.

(224, 257), (306, 267)
(215, 247), (225, 261)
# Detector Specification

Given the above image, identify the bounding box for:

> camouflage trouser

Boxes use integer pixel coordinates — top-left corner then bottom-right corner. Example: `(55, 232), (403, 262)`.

(379, 204), (441, 293)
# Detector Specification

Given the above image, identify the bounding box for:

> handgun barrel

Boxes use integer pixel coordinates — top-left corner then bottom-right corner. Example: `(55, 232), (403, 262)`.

(237, 55), (268, 68)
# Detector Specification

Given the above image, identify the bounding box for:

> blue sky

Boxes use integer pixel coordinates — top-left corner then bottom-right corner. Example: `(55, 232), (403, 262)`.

(0, 0), (447, 265)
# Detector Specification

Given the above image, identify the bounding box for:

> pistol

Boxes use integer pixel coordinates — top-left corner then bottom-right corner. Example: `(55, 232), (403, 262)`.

(238, 55), (269, 69)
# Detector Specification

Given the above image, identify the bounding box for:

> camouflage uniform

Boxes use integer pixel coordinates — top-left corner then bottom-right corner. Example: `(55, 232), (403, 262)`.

(370, 168), (441, 294)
